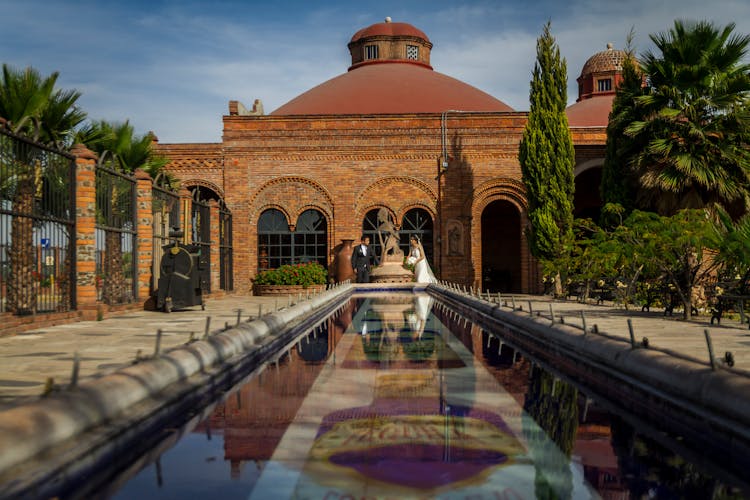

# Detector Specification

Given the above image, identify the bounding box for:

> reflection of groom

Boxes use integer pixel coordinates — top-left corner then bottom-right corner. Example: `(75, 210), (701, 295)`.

(351, 235), (374, 283)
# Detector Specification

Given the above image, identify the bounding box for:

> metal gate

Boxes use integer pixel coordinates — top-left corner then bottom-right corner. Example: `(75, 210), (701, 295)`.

(151, 181), (180, 295)
(191, 191), (211, 293)
(219, 201), (233, 291)
(95, 159), (137, 305)
(0, 128), (76, 314)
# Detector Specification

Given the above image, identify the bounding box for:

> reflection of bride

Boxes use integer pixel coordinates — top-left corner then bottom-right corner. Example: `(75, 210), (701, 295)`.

(404, 295), (435, 360)
(406, 295), (434, 338)
(407, 236), (437, 284)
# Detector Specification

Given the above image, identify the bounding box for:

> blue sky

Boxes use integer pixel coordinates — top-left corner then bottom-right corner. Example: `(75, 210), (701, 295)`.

(2, 0), (750, 143)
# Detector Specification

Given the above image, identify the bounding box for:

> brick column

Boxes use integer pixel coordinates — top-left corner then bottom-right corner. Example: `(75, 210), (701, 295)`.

(224, 156), (251, 293)
(179, 187), (192, 243)
(71, 143), (98, 320)
(209, 199), (221, 293)
(135, 169), (154, 302)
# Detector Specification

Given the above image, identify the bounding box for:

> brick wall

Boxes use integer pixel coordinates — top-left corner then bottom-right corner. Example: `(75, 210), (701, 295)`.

(158, 112), (606, 294)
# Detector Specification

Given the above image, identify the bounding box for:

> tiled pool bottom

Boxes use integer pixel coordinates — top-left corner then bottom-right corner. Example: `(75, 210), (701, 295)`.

(96, 294), (745, 499)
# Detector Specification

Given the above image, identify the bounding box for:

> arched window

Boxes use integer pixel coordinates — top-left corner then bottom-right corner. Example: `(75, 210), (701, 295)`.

(258, 209), (290, 270)
(400, 208), (434, 262)
(294, 209), (327, 266)
(362, 208), (392, 259)
(257, 208), (328, 270)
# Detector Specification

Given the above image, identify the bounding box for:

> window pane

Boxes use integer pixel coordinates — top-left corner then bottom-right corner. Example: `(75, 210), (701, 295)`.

(401, 208), (434, 262)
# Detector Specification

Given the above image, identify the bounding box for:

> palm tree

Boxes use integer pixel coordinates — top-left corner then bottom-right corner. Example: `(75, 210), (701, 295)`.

(624, 20), (750, 217)
(84, 121), (168, 304)
(0, 65), (85, 314)
(0, 64), (85, 146)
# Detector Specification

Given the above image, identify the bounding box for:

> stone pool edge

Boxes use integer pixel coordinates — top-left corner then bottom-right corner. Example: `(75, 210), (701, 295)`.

(435, 285), (750, 464)
(0, 284), (354, 494)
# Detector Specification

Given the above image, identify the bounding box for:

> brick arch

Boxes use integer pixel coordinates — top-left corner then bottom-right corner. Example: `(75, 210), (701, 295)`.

(249, 176), (334, 223)
(574, 158), (605, 219)
(356, 176), (437, 218)
(469, 178), (527, 215)
(574, 157), (604, 177)
(180, 178), (225, 199)
(469, 178), (533, 294)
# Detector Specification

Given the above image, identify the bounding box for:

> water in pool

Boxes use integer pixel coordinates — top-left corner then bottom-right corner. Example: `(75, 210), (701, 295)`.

(88, 294), (744, 499)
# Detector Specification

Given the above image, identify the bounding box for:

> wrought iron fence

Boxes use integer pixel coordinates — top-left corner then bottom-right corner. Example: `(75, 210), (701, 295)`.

(219, 202), (233, 291)
(95, 158), (137, 305)
(151, 182), (180, 295)
(191, 191), (211, 293)
(0, 128), (76, 315)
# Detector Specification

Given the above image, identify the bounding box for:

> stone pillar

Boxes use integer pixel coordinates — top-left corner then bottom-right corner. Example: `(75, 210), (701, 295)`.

(135, 169), (154, 303)
(71, 143), (98, 320)
(209, 199), (221, 293)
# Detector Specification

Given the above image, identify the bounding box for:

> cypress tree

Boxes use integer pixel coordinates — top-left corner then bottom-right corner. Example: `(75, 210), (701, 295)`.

(519, 22), (575, 263)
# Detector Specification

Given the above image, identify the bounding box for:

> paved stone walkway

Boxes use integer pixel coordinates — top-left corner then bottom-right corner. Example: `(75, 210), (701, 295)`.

(1, 290), (748, 409)
(508, 294), (750, 371)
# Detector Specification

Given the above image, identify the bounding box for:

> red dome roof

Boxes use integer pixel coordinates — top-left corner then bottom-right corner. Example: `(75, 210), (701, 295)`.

(566, 94), (614, 127)
(351, 21), (430, 43)
(271, 63), (513, 115)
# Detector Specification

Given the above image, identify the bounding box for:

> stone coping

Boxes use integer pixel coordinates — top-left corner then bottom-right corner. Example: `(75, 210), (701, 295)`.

(0, 284), (354, 489)
(2, 282), (749, 493)
(434, 285), (750, 460)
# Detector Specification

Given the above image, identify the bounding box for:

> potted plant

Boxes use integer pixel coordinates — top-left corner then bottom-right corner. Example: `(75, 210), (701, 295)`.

(253, 262), (328, 296)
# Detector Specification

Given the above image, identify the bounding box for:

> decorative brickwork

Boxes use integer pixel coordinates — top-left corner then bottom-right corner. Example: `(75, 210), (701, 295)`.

(72, 144), (98, 320)
(135, 169), (154, 301)
(154, 23), (614, 294)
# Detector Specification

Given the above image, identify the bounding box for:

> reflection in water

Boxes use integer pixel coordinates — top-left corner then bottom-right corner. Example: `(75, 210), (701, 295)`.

(610, 416), (744, 499)
(523, 365), (579, 500)
(104, 294), (746, 500)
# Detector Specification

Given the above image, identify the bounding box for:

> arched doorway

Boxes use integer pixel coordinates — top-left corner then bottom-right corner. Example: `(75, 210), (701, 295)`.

(574, 166), (603, 220)
(481, 201), (522, 292)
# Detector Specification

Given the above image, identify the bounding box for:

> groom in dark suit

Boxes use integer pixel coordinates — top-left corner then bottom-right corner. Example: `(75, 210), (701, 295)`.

(351, 235), (375, 283)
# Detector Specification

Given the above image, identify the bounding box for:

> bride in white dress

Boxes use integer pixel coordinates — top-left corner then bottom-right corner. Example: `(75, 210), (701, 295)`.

(407, 236), (437, 283)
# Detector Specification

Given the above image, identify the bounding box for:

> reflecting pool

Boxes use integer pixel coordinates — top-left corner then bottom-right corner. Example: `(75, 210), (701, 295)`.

(93, 294), (745, 499)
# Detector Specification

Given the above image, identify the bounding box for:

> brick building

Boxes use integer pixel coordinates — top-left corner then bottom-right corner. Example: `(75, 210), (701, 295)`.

(156, 18), (626, 294)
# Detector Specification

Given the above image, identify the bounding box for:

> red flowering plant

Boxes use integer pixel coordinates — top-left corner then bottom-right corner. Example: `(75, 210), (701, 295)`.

(253, 262), (327, 288)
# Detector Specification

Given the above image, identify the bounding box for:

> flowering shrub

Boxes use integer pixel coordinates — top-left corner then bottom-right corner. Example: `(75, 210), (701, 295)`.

(253, 262), (327, 287)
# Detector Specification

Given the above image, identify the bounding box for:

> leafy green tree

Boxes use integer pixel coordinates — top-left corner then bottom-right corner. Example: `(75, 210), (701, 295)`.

(519, 22), (576, 290)
(617, 209), (717, 319)
(0, 65), (86, 314)
(711, 207), (750, 294)
(625, 20), (750, 217)
(600, 33), (645, 220)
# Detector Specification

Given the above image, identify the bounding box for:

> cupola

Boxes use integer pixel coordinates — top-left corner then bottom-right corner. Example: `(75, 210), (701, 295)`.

(270, 18), (512, 115)
(347, 17), (433, 70)
(576, 43), (628, 101)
